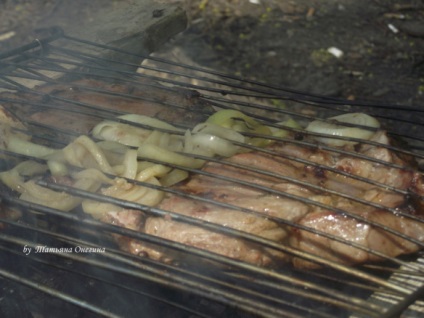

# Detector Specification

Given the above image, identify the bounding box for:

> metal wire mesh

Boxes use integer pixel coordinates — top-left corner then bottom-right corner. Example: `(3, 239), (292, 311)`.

(0, 27), (423, 318)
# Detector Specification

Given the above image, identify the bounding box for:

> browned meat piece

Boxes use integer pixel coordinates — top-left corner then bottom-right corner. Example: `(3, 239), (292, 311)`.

(116, 151), (314, 266)
(132, 197), (291, 266)
(291, 206), (424, 268)
(102, 209), (142, 230)
(272, 131), (415, 208)
(276, 131), (424, 268)
(115, 130), (424, 268)
(2, 77), (212, 136)
(102, 208), (144, 240)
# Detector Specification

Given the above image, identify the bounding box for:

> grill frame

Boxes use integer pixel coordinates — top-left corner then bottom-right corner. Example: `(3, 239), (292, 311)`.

(0, 27), (424, 318)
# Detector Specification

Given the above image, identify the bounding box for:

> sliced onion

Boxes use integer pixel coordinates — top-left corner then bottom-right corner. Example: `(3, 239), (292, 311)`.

(136, 164), (171, 182)
(306, 113), (380, 146)
(97, 141), (129, 165)
(206, 109), (258, 131)
(91, 121), (151, 147)
(81, 200), (113, 220)
(97, 141), (128, 154)
(138, 144), (205, 168)
(0, 161), (47, 191)
(269, 117), (302, 138)
(192, 122), (245, 143)
(83, 176), (164, 219)
(160, 169), (189, 187)
(93, 171), (163, 204)
(19, 173), (102, 212)
(7, 135), (58, 158)
(190, 133), (238, 157)
(183, 129), (194, 154)
(118, 114), (182, 132)
(71, 168), (112, 183)
(121, 149), (138, 179)
(63, 135), (115, 174)
(47, 160), (69, 177)
(184, 130), (215, 157)
(167, 134), (185, 152)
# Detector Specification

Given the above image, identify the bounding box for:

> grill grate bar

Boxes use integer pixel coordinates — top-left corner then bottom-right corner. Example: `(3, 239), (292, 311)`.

(381, 285), (424, 318)
(1, 131), (424, 274)
(61, 33), (424, 112)
(0, 210), (379, 318)
(3, 55), (424, 165)
(0, 258), (120, 318)
(199, 105), (424, 160)
(30, 179), (418, 296)
(1, 81), (421, 192)
(3, 232), (312, 318)
(176, 149), (423, 227)
(0, 245), (213, 318)
(0, 213), (388, 317)
(187, 153), (422, 220)
(5, 49), (424, 144)
(0, 227), (304, 318)
(228, 141), (419, 195)
(1, 146), (421, 277)
(3, 191), (407, 304)
(4, 40), (421, 145)
(3, 51), (424, 156)
(1, 28), (424, 317)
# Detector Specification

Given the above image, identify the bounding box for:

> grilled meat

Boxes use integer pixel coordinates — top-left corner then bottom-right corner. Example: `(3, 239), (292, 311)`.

(2, 78), (212, 136)
(111, 151), (314, 266)
(2, 76), (423, 268)
(272, 131), (415, 208)
(285, 132), (424, 268)
(291, 205), (424, 268)
(111, 130), (424, 268)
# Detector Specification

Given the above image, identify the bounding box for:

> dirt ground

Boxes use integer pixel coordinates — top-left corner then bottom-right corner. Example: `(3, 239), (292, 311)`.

(0, 0), (423, 106)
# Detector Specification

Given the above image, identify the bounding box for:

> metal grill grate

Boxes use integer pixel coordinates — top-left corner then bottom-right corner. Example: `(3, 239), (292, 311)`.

(0, 27), (423, 318)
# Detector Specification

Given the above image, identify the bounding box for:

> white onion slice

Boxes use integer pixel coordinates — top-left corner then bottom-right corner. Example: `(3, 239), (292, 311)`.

(160, 169), (189, 187)
(192, 122), (245, 143)
(62, 135), (115, 174)
(0, 161), (47, 191)
(97, 140), (131, 154)
(306, 113), (380, 146)
(138, 144), (205, 168)
(91, 121), (151, 147)
(47, 160), (69, 177)
(19, 173), (102, 212)
(118, 114), (182, 132)
(7, 135), (57, 158)
(190, 133), (238, 157)
(136, 164), (171, 182)
(121, 149), (138, 179)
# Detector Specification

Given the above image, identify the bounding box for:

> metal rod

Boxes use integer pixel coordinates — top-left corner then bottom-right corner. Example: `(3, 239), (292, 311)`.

(0, 196), (395, 316)
(0, 268), (120, 318)
(1, 27), (423, 318)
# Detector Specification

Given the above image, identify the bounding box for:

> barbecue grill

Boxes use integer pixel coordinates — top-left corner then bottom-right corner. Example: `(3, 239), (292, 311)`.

(0, 25), (424, 318)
